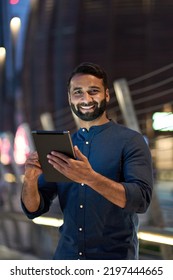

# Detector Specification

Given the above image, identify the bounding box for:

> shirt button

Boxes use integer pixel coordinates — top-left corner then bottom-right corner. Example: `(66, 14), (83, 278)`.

(81, 183), (84, 186)
(82, 129), (85, 132)
(86, 141), (89, 145)
(80, 204), (83, 208)
(79, 252), (83, 256)
(79, 227), (83, 231)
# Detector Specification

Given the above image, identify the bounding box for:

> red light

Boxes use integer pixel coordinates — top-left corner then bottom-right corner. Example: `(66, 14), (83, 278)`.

(14, 125), (31, 165)
(10, 0), (19, 5)
(0, 136), (12, 165)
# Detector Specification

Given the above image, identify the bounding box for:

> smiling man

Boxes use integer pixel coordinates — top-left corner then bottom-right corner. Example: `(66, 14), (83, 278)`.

(21, 62), (153, 260)
(69, 72), (109, 124)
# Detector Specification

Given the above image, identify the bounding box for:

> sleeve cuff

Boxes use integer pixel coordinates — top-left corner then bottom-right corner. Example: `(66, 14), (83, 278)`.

(21, 192), (45, 219)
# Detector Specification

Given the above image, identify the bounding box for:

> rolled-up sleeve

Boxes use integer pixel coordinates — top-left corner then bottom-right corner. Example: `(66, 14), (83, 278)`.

(122, 134), (153, 213)
(21, 174), (58, 219)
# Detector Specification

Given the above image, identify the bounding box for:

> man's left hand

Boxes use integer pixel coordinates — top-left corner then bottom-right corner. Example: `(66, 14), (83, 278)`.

(47, 145), (94, 184)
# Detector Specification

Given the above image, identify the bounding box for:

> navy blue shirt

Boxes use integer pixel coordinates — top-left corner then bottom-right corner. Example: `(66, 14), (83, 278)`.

(22, 121), (153, 259)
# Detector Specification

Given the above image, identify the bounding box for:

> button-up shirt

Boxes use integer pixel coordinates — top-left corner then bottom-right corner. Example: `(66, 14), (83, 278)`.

(22, 121), (153, 259)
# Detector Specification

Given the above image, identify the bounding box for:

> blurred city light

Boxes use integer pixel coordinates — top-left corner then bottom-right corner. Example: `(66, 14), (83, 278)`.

(138, 231), (173, 246)
(152, 112), (173, 131)
(14, 124), (31, 164)
(9, 0), (20, 5)
(4, 173), (16, 183)
(32, 217), (63, 228)
(0, 47), (6, 64)
(0, 134), (12, 165)
(10, 17), (21, 43)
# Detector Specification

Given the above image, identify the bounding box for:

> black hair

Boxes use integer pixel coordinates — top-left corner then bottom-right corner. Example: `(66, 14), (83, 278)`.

(67, 62), (108, 90)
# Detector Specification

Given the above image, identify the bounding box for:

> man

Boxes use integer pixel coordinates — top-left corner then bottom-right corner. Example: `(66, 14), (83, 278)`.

(21, 62), (153, 260)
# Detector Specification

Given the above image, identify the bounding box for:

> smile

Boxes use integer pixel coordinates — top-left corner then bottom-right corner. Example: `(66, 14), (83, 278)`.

(80, 105), (95, 110)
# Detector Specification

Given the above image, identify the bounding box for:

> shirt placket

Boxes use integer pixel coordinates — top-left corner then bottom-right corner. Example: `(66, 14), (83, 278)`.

(77, 128), (92, 259)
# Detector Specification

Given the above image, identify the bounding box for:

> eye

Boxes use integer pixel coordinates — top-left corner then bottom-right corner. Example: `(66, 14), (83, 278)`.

(89, 88), (100, 95)
(73, 89), (83, 96)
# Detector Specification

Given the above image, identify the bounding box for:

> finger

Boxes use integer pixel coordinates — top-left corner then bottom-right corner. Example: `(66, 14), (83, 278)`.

(25, 164), (42, 172)
(48, 158), (68, 176)
(48, 152), (70, 165)
(25, 157), (41, 169)
(47, 155), (68, 168)
(26, 155), (40, 164)
(29, 151), (38, 157)
(51, 151), (69, 159)
(26, 153), (39, 163)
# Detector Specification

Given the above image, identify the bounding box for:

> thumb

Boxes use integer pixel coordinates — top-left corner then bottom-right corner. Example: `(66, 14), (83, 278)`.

(74, 146), (86, 161)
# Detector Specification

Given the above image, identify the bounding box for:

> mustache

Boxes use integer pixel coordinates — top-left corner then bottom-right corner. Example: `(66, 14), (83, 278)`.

(78, 101), (98, 107)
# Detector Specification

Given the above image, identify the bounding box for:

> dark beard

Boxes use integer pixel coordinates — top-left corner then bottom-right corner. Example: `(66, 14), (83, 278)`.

(70, 98), (107, 121)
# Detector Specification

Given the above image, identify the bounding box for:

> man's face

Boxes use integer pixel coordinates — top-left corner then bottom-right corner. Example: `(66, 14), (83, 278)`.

(68, 74), (110, 121)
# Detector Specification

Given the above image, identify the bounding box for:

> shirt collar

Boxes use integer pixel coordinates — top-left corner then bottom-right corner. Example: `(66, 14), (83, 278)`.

(78, 120), (114, 139)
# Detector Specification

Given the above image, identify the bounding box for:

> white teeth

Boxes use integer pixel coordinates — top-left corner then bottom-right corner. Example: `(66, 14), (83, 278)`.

(80, 105), (94, 110)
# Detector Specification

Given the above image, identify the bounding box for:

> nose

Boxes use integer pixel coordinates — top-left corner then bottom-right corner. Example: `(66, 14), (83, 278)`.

(82, 91), (93, 103)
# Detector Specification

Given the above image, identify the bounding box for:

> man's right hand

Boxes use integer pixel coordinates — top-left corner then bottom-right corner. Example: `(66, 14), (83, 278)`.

(24, 151), (42, 181)
(22, 151), (42, 213)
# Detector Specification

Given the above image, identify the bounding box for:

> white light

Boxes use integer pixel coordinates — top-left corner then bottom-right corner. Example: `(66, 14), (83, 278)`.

(0, 47), (6, 64)
(138, 231), (173, 246)
(32, 217), (63, 227)
(10, 17), (21, 40)
(152, 112), (173, 131)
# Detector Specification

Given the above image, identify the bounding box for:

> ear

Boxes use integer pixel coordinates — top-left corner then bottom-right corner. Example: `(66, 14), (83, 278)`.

(105, 89), (110, 103)
(68, 91), (71, 105)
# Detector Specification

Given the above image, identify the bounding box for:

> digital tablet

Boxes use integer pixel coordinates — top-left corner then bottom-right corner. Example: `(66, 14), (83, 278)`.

(32, 130), (75, 182)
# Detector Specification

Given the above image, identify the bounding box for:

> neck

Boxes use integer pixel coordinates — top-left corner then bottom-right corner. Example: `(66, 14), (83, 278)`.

(77, 113), (110, 130)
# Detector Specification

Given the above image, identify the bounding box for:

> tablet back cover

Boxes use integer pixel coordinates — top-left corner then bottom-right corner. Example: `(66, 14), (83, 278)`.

(32, 131), (74, 182)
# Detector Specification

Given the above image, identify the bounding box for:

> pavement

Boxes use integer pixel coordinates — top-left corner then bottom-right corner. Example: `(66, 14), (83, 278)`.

(0, 245), (39, 260)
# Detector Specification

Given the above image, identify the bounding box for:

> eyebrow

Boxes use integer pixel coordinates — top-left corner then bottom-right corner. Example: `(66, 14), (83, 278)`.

(73, 86), (101, 90)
